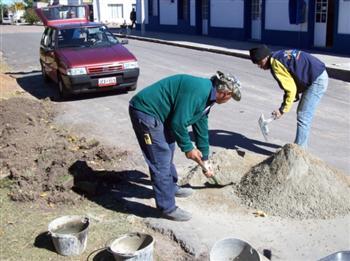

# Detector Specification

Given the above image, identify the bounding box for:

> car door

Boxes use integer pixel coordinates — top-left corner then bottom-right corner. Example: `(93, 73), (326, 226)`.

(41, 28), (58, 82)
(40, 28), (51, 79)
(46, 28), (58, 82)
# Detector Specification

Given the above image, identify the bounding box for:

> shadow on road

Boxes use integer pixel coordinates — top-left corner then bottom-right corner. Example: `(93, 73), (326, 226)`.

(68, 160), (160, 219)
(209, 129), (280, 156)
(7, 71), (131, 102)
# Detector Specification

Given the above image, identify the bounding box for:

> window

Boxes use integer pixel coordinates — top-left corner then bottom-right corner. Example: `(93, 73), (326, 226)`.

(315, 0), (327, 23)
(108, 4), (123, 21)
(251, 0), (261, 20)
(43, 28), (54, 47)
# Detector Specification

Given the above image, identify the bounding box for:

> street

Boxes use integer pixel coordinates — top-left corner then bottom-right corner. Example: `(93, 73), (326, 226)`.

(1, 25), (349, 173)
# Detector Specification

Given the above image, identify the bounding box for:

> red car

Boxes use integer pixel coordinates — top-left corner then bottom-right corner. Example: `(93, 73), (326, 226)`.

(36, 5), (139, 98)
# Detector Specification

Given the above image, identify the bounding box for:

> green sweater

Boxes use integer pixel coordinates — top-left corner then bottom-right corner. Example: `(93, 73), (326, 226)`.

(130, 74), (213, 158)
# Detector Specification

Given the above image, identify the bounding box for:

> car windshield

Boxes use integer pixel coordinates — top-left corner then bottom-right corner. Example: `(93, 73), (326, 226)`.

(57, 26), (119, 49)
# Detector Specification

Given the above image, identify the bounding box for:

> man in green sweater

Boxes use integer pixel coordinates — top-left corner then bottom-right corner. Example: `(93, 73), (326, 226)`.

(129, 71), (241, 221)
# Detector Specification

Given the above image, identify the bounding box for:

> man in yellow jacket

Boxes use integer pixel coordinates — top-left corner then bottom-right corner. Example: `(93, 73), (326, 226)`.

(249, 45), (328, 147)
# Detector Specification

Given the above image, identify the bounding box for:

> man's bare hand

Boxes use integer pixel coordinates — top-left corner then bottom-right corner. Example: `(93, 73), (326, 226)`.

(185, 148), (202, 163)
(272, 109), (283, 119)
(202, 161), (214, 178)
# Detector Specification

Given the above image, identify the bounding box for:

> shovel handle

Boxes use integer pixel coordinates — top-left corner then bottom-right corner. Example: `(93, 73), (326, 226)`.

(198, 161), (219, 185)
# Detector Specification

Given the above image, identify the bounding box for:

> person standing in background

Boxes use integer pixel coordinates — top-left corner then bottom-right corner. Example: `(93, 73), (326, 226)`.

(130, 8), (136, 29)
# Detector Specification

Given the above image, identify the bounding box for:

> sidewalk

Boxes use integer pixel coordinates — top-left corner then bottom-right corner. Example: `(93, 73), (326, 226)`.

(111, 28), (350, 82)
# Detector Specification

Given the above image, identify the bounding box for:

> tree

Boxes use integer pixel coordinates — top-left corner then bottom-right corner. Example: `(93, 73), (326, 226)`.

(23, 8), (39, 24)
(9, 2), (25, 12)
(23, 0), (34, 9)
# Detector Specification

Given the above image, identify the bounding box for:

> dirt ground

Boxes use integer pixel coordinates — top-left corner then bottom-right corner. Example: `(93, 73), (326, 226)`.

(0, 72), (194, 260)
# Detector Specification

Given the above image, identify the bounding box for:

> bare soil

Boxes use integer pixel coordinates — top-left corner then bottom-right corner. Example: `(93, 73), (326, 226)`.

(0, 87), (192, 260)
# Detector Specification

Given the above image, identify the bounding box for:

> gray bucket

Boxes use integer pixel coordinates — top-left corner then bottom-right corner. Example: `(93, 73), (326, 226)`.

(210, 237), (260, 261)
(48, 215), (89, 256)
(107, 232), (154, 261)
(318, 251), (350, 261)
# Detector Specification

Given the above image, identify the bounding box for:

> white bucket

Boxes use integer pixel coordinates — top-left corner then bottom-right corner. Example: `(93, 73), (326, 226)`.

(210, 237), (260, 261)
(107, 232), (154, 261)
(48, 215), (89, 256)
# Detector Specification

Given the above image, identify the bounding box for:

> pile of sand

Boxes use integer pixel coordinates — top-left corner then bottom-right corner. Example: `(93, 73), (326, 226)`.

(180, 148), (265, 186)
(237, 144), (350, 219)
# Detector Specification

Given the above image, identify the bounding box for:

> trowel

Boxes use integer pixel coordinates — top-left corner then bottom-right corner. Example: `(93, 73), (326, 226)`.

(258, 114), (275, 141)
(198, 161), (220, 186)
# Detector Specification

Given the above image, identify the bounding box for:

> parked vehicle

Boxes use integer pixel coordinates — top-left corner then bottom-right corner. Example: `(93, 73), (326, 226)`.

(2, 16), (12, 24)
(36, 5), (139, 98)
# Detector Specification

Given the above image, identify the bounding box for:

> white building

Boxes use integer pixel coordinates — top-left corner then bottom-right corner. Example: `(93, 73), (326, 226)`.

(93, 0), (136, 26)
(45, 0), (136, 26)
(135, 0), (350, 55)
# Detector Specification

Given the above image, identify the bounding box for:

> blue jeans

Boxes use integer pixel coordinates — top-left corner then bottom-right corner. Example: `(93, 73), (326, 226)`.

(129, 106), (178, 214)
(294, 70), (328, 147)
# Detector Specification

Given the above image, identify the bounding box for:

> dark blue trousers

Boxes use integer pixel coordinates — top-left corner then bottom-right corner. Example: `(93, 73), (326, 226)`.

(129, 106), (178, 214)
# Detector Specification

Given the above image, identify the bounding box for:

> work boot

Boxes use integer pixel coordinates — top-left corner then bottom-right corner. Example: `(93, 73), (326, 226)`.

(162, 207), (192, 221)
(175, 186), (193, 198)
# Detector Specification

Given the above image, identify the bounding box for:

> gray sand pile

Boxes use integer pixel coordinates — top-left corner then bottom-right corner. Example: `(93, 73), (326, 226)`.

(237, 144), (350, 219)
(180, 148), (265, 186)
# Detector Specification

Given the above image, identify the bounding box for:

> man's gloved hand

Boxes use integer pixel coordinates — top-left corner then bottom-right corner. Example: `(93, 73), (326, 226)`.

(272, 109), (283, 119)
(202, 160), (214, 178)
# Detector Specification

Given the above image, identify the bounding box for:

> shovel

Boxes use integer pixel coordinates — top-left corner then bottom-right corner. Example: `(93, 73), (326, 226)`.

(258, 113), (275, 141)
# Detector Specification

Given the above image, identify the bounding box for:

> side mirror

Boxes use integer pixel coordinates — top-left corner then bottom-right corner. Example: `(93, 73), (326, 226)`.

(121, 39), (128, 45)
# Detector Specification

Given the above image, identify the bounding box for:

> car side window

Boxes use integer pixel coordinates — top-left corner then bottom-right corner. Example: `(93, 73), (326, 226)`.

(50, 30), (56, 48)
(41, 28), (50, 46)
(105, 30), (118, 44)
(43, 28), (53, 48)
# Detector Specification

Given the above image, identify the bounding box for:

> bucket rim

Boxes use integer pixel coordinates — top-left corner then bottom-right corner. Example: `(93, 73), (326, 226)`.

(48, 215), (90, 236)
(106, 232), (155, 257)
(210, 237), (260, 260)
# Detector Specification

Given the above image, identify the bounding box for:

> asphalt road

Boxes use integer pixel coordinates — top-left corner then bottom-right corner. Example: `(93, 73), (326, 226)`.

(1, 25), (349, 174)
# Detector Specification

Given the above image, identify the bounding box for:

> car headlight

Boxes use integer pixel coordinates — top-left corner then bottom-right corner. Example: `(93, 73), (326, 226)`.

(67, 67), (87, 76)
(123, 61), (138, 69)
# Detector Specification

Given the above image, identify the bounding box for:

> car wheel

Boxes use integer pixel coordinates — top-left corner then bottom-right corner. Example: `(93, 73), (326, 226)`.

(58, 75), (70, 99)
(41, 63), (50, 83)
(128, 83), (137, 92)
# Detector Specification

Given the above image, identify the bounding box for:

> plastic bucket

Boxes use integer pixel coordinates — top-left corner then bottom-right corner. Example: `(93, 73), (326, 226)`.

(107, 232), (154, 261)
(210, 237), (260, 261)
(48, 215), (89, 256)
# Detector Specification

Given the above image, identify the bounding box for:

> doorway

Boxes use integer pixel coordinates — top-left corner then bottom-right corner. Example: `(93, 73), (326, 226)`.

(251, 0), (262, 40)
(196, 0), (208, 35)
(314, 0), (334, 47)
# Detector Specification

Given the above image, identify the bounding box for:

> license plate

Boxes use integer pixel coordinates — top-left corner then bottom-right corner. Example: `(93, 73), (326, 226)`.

(98, 77), (117, 87)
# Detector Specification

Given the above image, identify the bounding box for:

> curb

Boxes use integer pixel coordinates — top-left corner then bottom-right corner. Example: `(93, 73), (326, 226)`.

(116, 33), (350, 82)
(116, 33), (250, 60)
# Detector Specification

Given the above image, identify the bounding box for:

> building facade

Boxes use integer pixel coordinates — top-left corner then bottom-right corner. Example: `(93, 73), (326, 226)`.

(135, 0), (350, 55)
(46, 0), (136, 26)
(93, 0), (136, 26)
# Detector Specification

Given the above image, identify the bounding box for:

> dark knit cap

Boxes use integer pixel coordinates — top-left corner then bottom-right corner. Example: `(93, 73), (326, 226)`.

(249, 45), (271, 64)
